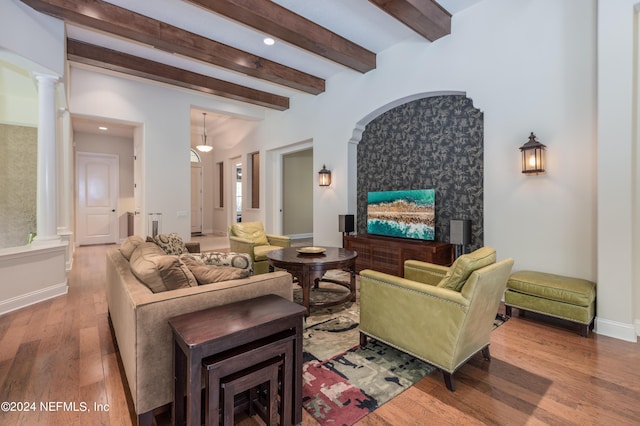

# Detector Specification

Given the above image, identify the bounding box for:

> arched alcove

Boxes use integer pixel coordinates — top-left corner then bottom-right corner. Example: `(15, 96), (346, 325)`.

(350, 93), (485, 250)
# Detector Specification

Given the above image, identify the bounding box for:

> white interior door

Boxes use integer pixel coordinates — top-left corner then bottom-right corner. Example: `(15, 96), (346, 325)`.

(76, 152), (119, 245)
(191, 163), (203, 234)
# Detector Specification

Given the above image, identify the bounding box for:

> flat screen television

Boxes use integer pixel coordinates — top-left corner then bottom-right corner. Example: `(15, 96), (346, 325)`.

(367, 189), (435, 241)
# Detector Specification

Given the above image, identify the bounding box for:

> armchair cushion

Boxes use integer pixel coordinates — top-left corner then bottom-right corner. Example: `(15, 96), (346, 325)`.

(253, 245), (285, 261)
(230, 222), (269, 246)
(438, 247), (496, 291)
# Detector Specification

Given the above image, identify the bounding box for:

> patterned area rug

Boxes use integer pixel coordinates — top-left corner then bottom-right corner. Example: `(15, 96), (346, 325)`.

(297, 272), (508, 426)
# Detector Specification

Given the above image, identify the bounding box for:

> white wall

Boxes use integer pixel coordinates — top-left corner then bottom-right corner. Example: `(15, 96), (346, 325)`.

(596, 0), (639, 342)
(242, 0), (598, 277)
(69, 68), (265, 241)
(59, 0), (636, 340)
(0, 0), (65, 77)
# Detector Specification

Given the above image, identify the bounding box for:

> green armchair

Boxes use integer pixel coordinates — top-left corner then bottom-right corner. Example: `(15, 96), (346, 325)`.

(228, 221), (291, 274)
(359, 247), (513, 391)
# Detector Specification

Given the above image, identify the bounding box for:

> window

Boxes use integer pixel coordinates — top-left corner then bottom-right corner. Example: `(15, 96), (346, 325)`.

(190, 149), (201, 163)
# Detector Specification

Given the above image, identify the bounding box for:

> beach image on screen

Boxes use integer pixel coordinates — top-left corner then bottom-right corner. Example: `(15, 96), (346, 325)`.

(367, 189), (435, 240)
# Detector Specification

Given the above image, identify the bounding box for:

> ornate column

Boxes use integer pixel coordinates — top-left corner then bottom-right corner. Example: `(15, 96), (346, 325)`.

(32, 73), (61, 245)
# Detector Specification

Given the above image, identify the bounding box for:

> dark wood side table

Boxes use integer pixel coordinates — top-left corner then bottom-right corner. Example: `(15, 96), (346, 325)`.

(168, 294), (306, 426)
(266, 247), (357, 315)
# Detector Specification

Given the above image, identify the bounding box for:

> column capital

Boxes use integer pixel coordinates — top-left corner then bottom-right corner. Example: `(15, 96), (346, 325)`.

(32, 72), (59, 84)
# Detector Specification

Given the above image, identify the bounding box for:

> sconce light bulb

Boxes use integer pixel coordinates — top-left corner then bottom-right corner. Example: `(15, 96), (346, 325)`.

(529, 156), (536, 167)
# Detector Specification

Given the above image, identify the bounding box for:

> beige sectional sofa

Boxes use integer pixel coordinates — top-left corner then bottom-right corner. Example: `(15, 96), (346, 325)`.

(105, 236), (293, 423)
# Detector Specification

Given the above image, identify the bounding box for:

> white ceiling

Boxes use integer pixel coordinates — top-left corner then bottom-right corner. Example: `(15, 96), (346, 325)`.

(67, 0), (484, 144)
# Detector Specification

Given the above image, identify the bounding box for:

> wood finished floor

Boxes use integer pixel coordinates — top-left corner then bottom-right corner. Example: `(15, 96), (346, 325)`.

(0, 244), (638, 425)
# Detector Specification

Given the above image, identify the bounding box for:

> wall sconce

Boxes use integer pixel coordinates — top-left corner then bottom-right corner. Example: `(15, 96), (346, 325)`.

(318, 164), (331, 186)
(519, 132), (546, 174)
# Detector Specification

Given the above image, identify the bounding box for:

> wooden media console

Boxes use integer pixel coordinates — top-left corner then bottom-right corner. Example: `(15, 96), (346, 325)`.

(343, 234), (454, 277)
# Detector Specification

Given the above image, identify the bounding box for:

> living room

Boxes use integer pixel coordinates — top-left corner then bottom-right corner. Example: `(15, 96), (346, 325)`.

(0, 0), (639, 424)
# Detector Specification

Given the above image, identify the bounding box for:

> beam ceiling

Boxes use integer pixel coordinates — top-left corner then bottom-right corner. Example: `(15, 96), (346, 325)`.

(20, 0), (325, 95)
(184, 0), (377, 73)
(19, 0), (457, 111)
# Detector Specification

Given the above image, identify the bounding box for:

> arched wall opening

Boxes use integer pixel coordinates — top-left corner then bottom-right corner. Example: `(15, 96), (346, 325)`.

(349, 92), (485, 251)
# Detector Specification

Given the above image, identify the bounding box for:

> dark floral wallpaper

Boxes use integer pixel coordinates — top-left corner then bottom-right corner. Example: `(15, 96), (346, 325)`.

(357, 95), (484, 251)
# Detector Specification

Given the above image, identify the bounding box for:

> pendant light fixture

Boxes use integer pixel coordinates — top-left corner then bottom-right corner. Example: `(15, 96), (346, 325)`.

(196, 112), (213, 153)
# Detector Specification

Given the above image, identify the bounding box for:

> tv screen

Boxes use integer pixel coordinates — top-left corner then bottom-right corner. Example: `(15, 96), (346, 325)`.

(367, 189), (435, 241)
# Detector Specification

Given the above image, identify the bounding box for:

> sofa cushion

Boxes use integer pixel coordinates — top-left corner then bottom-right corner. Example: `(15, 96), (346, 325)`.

(181, 256), (250, 284)
(154, 232), (189, 255)
(438, 247), (496, 291)
(230, 222), (269, 246)
(181, 252), (252, 271)
(129, 242), (197, 292)
(120, 235), (145, 260)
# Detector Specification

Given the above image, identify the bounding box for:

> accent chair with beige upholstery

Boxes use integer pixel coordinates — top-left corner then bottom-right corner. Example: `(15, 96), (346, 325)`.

(228, 221), (291, 274)
(359, 247), (514, 391)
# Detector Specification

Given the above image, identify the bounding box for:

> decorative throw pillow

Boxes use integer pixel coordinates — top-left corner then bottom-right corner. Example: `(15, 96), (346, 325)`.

(437, 247), (496, 292)
(120, 235), (145, 261)
(182, 256), (250, 285)
(130, 242), (197, 292)
(154, 232), (189, 255)
(231, 222), (270, 246)
(182, 252), (253, 272)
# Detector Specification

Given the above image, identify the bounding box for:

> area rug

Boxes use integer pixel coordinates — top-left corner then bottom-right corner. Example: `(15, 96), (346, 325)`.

(297, 273), (508, 426)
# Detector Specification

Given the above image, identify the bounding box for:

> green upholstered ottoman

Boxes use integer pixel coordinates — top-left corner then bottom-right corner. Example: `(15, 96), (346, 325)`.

(504, 271), (596, 337)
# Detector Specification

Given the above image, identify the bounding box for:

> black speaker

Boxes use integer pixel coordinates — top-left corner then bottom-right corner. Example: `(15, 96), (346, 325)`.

(450, 219), (471, 245)
(339, 214), (355, 234)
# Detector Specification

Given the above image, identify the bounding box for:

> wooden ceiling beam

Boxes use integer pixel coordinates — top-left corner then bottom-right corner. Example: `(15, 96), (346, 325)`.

(185, 0), (376, 73)
(67, 39), (289, 111)
(368, 0), (451, 41)
(20, 0), (324, 94)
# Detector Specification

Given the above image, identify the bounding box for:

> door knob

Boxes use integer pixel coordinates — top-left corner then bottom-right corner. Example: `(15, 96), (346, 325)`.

(112, 209), (116, 212)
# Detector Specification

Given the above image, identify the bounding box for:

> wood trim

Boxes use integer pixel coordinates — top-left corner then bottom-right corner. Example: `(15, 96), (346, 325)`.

(67, 39), (290, 111)
(185, 0), (376, 73)
(368, 0), (451, 41)
(251, 152), (260, 209)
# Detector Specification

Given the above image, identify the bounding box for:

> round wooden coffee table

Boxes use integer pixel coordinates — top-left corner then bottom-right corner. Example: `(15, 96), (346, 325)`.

(266, 247), (357, 315)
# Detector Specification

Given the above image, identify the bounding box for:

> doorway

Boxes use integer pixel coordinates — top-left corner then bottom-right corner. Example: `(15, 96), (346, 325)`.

(233, 160), (242, 223)
(76, 152), (119, 245)
(191, 161), (203, 234)
(282, 149), (313, 238)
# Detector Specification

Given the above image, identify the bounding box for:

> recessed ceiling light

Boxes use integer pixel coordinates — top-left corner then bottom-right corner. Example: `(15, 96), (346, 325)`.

(263, 37), (275, 46)
(98, 126), (108, 131)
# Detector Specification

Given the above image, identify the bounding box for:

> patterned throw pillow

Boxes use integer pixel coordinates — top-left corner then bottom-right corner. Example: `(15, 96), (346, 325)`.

(154, 233), (189, 255)
(181, 252), (253, 274)
(181, 256), (250, 284)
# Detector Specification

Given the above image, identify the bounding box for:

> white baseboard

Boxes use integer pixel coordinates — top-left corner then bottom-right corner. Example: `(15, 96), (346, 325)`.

(0, 281), (68, 316)
(595, 317), (638, 343)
